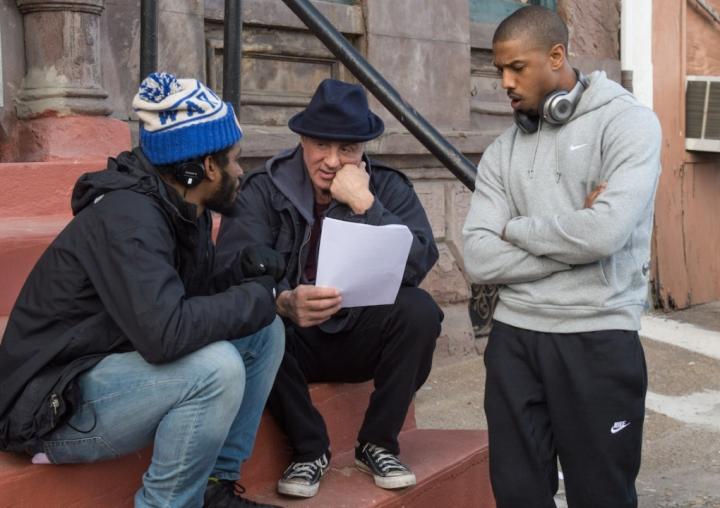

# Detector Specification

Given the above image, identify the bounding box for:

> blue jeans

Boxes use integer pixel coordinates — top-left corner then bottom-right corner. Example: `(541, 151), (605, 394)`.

(40, 317), (285, 508)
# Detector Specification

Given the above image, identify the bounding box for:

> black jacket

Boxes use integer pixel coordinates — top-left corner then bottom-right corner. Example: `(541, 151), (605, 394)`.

(0, 148), (275, 453)
(215, 145), (438, 333)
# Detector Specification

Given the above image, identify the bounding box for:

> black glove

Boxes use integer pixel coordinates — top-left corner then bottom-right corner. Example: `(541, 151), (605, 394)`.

(244, 274), (277, 300)
(238, 245), (286, 282)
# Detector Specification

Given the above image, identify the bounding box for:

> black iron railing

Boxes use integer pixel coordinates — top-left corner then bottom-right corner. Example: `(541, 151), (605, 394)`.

(139, 0), (158, 82)
(222, 0), (243, 115)
(139, 0), (244, 117)
(280, 0), (477, 191)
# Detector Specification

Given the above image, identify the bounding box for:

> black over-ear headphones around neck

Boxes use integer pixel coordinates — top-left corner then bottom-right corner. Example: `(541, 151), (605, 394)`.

(174, 160), (206, 188)
(514, 69), (589, 134)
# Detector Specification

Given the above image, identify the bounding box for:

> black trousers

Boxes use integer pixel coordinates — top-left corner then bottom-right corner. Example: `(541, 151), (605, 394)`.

(267, 287), (442, 462)
(485, 321), (647, 508)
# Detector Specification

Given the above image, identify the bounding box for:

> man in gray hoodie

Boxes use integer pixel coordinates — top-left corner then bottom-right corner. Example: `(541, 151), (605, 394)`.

(463, 6), (661, 508)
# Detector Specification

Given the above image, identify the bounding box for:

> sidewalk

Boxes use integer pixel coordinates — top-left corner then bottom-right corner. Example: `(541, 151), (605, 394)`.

(416, 302), (720, 508)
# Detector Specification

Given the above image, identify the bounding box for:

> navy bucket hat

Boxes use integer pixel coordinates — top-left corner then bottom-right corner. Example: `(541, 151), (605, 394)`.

(288, 79), (385, 142)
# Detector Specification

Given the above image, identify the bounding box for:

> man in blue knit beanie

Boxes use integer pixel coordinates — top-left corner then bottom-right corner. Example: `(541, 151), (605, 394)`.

(0, 73), (285, 508)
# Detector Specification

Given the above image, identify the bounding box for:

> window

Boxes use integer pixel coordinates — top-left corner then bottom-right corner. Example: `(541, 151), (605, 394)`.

(469, 0), (556, 24)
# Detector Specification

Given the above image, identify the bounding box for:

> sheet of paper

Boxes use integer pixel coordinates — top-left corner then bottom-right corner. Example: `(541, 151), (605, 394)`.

(315, 218), (413, 308)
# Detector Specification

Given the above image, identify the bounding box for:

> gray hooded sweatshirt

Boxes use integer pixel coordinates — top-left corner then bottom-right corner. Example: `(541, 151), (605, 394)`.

(463, 71), (662, 333)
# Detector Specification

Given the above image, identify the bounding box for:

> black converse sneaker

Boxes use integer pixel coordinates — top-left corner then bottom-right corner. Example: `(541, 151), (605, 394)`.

(355, 442), (416, 489)
(277, 453), (330, 498)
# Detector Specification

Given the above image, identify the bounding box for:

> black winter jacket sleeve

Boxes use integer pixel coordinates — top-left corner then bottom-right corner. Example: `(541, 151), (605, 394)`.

(216, 176), (295, 293)
(82, 191), (276, 364)
(216, 161), (438, 291)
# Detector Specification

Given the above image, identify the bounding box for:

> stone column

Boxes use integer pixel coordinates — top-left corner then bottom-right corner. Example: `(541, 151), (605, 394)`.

(15, 0), (111, 118)
(11, 0), (129, 162)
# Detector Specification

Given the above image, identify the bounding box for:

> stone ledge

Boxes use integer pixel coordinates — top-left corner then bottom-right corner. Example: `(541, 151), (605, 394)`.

(240, 125), (497, 159)
(8, 116), (130, 163)
(2, 160), (106, 215)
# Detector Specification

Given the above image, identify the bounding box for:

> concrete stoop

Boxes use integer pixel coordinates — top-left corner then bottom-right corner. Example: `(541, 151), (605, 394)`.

(0, 381), (492, 507)
(0, 215), (74, 315)
(0, 447), (151, 507)
(1, 160), (108, 316)
(246, 428), (492, 508)
(0, 160), (494, 508)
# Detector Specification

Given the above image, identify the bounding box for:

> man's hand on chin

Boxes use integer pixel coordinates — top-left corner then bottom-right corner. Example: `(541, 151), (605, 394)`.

(330, 162), (374, 214)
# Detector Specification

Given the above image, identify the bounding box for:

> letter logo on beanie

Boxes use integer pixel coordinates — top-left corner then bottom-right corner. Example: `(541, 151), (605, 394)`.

(133, 72), (243, 166)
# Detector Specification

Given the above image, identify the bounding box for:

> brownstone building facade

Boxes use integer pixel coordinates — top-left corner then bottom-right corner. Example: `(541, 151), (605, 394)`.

(0, 0), (718, 320)
(652, 0), (720, 310)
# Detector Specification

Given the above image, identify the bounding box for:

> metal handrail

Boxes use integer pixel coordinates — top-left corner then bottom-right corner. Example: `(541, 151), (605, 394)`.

(139, 0), (158, 83)
(222, 0), (243, 115)
(280, 0), (477, 191)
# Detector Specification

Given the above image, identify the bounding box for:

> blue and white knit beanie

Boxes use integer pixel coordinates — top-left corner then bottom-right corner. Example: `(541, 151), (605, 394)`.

(133, 72), (243, 166)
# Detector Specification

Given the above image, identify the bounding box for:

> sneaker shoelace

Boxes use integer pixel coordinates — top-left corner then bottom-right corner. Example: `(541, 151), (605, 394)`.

(284, 456), (328, 482)
(365, 444), (410, 474)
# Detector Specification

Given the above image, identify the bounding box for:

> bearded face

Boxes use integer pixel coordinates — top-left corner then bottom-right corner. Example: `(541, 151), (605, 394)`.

(205, 163), (240, 216)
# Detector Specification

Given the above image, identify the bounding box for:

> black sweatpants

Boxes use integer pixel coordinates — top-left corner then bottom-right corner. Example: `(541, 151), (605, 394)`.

(267, 287), (442, 462)
(485, 321), (647, 508)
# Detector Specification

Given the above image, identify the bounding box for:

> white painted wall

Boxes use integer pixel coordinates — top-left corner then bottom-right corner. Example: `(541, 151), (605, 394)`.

(621, 0), (653, 108)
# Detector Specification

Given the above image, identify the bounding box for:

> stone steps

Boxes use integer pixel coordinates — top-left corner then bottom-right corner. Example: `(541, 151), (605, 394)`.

(1, 160), (105, 316)
(245, 428), (492, 508)
(0, 378), (491, 507)
(240, 382), (417, 488)
(0, 215), (72, 316)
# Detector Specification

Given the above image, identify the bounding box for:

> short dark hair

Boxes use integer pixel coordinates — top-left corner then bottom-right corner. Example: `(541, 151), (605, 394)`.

(492, 6), (569, 52)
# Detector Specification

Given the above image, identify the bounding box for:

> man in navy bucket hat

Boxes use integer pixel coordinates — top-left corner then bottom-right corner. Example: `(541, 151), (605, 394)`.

(216, 79), (443, 498)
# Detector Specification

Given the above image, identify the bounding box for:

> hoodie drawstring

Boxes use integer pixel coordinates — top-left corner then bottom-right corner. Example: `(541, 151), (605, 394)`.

(528, 119), (542, 179)
(555, 125), (564, 183)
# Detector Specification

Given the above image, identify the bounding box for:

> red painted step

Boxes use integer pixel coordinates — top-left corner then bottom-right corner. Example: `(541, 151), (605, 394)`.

(0, 426), (491, 508)
(0, 447), (151, 507)
(0, 381), (424, 508)
(0, 216), (73, 316)
(1, 160), (106, 316)
(242, 382), (416, 488)
(3, 161), (107, 217)
(245, 428), (493, 508)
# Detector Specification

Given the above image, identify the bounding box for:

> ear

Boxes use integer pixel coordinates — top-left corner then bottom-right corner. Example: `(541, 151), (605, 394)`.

(203, 154), (220, 182)
(548, 43), (566, 71)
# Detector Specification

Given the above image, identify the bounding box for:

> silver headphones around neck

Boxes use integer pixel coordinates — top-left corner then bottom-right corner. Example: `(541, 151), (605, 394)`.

(514, 69), (589, 134)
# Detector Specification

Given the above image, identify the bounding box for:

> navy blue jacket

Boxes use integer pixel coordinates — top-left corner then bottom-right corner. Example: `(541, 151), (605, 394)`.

(215, 145), (438, 333)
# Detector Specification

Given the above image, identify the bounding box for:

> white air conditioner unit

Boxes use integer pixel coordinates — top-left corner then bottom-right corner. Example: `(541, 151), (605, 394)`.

(686, 75), (720, 152)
